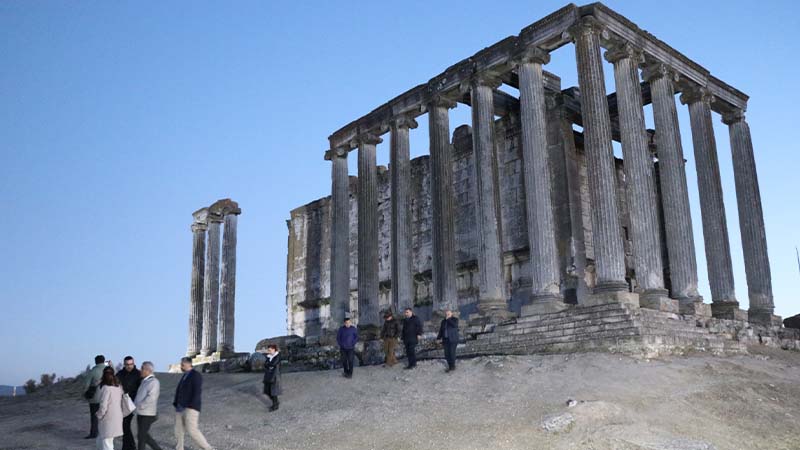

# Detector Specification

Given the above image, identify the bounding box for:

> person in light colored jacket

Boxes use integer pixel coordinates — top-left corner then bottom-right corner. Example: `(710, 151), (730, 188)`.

(83, 354), (107, 439)
(96, 366), (123, 450)
(134, 361), (163, 450)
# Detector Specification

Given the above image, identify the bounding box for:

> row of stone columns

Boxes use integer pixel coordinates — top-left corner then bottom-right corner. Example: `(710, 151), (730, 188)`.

(187, 199), (241, 357)
(327, 16), (774, 326)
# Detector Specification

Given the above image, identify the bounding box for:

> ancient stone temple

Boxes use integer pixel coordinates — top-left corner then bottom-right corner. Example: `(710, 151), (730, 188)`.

(281, 3), (796, 360)
(186, 198), (242, 360)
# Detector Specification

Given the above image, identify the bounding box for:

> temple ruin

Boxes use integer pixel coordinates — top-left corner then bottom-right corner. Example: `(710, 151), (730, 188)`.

(277, 3), (799, 362)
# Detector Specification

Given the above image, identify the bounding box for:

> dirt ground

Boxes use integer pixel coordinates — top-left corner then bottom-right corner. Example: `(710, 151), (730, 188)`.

(1, 346), (799, 450)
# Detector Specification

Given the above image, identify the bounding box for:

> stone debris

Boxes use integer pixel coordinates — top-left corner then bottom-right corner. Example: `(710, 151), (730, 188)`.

(540, 412), (575, 433)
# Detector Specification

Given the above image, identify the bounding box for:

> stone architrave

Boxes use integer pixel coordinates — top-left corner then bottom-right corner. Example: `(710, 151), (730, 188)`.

(328, 146), (351, 329)
(722, 109), (776, 325)
(680, 87), (739, 318)
(390, 116), (417, 313)
(200, 209), (223, 356)
(427, 93), (459, 315)
(570, 17), (637, 306)
(217, 200), (241, 355)
(187, 208), (208, 357)
(642, 61), (704, 315)
(356, 133), (382, 328)
(604, 43), (673, 312)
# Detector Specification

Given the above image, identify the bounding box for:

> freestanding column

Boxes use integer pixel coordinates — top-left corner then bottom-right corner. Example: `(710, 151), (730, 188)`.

(357, 133), (382, 328)
(428, 94), (459, 314)
(218, 203), (241, 355)
(201, 211), (223, 356)
(570, 17), (633, 304)
(722, 109), (775, 325)
(681, 87), (739, 318)
(605, 43), (672, 310)
(643, 61), (704, 314)
(469, 73), (509, 317)
(187, 208), (208, 357)
(329, 146), (351, 329)
(516, 46), (565, 313)
(390, 116), (417, 313)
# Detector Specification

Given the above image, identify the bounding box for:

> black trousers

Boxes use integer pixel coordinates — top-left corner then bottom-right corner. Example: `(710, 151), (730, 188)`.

(405, 342), (417, 367)
(340, 348), (355, 375)
(443, 339), (458, 369)
(122, 413), (136, 450)
(137, 415), (163, 450)
(88, 403), (99, 437)
(263, 383), (279, 406)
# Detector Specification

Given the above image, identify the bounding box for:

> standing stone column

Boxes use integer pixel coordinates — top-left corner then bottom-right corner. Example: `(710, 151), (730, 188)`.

(604, 43), (672, 311)
(515, 46), (565, 313)
(217, 201), (241, 355)
(570, 17), (634, 304)
(187, 208), (208, 358)
(356, 133), (382, 328)
(390, 116), (417, 313)
(681, 87), (739, 318)
(469, 73), (510, 318)
(428, 94), (459, 314)
(329, 146), (351, 329)
(642, 61), (704, 314)
(722, 109), (775, 325)
(201, 211), (223, 356)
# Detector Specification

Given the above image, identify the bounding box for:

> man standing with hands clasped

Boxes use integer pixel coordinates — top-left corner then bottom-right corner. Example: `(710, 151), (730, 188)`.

(402, 308), (423, 370)
(437, 309), (459, 373)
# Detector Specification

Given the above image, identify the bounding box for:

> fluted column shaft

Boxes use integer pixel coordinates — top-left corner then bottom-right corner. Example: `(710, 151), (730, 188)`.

(357, 134), (381, 327)
(643, 62), (702, 303)
(218, 212), (239, 354)
(723, 110), (774, 321)
(517, 49), (563, 303)
(187, 222), (206, 357)
(329, 148), (351, 328)
(470, 77), (506, 311)
(390, 117), (417, 313)
(201, 216), (222, 356)
(605, 45), (667, 297)
(681, 88), (737, 306)
(572, 18), (628, 292)
(428, 98), (458, 313)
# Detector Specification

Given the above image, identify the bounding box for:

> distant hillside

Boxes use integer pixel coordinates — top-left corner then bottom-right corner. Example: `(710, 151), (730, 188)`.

(0, 386), (25, 397)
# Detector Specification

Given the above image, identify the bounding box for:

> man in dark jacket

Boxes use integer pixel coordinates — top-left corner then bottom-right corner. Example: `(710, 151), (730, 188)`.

(402, 308), (423, 369)
(437, 309), (460, 372)
(380, 312), (401, 367)
(116, 355), (142, 450)
(173, 357), (212, 450)
(336, 318), (358, 378)
(263, 344), (281, 411)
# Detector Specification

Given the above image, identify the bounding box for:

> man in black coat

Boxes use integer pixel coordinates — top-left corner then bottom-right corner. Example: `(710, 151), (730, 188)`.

(116, 356), (142, 450)
(402, 308), (423, 369)
(263, 344), (282, 412)
(437, 309), (459, 372)
(173, 357), (212, 450)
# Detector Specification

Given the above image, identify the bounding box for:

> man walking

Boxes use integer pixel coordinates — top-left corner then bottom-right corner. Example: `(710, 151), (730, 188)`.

(402, 308), (423, 370)
(116, 356), (141, 450)
(134, 361), (162, 450)
(336, 318), (358, 378)
(173, 357), (213, 450)
(83, 354), (106, 439)
(380, 312), (400, 367)
(437, 308), (460, 372)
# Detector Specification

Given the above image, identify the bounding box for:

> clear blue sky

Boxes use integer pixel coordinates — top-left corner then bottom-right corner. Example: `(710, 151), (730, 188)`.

(1, 1), (798, 385)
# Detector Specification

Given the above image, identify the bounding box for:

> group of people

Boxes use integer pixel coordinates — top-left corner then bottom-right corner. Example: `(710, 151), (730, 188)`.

(337, 307), (460, 376)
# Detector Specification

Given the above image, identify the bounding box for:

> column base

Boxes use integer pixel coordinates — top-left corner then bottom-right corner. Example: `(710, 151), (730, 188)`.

(677, 297), (711, 317)
(748, 309), (782, 327)
(639, 289), (678, 313)
(710, 301), (747, 320)
(357, 324), (381, 341)
(469, 301), (517, 326)
(521, 294), (569, 316)
(593, 280), (630, 294)
(585, 291), (639, 308)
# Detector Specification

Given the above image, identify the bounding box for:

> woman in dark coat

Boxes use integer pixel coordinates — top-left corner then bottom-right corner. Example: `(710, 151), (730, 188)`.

(263, 344), (282, 412)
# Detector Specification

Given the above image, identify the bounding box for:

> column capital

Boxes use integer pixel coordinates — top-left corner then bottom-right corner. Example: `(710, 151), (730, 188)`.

(425, 90), (457, 109)
(467, 69), (503, 90)
(192, 207), (209, 225)
(191, 222), (207, 233)
(210, 198), (241, 216)
(603, 41), (643, 65)
(680, 85), (714, 106)
(332, 145), (349, 158)
(389, 114), (418, 130)
(512, 45), (551, 66)
(641, 61), (679, 83)
(352, 132), (383, 147)
(565, 16), (607, 42)
(721, 108), (746, 125)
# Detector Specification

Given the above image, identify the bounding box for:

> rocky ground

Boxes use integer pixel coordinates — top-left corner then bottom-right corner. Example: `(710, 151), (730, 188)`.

(1, 346), (799, 450)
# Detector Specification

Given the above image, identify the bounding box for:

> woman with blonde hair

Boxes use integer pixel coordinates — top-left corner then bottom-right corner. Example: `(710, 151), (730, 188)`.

(95, 366), (123, 450)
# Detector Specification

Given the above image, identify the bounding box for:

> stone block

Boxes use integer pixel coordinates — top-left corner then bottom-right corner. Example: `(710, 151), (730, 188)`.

(784, 313), (800, 330)
(679, 301), (711, 318)
(639, 294), (679, 313)
(521, 299), (571, 316)
(584, 291), (639, 308)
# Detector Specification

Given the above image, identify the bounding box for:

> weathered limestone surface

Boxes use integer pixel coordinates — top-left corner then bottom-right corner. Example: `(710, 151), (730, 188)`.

(218, 204), (240, 355)
(187, 208), (208, 357)
(357, 135), (382, 328)
(201, 212), (222, 356)
(328, 149), (350, 330)
(390, 117), (417, 313)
